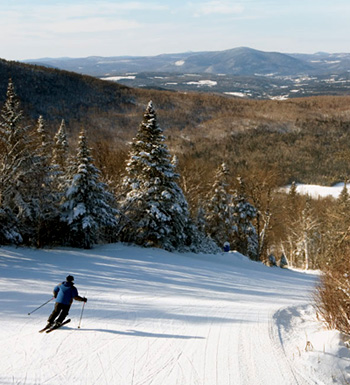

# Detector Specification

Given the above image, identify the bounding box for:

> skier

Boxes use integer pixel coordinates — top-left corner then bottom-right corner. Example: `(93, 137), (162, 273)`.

(45, 275), (87, 329)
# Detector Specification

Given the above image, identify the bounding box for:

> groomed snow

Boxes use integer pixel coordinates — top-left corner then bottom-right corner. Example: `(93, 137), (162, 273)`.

(0, 244), (349, 385)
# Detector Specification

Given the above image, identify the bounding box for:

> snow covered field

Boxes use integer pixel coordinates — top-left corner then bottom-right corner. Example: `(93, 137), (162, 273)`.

(0, 244), (349, 385)
(283, 183), (350, 199)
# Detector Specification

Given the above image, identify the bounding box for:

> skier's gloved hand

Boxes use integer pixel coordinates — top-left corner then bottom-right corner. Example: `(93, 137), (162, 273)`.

(83, 297), (87, 303)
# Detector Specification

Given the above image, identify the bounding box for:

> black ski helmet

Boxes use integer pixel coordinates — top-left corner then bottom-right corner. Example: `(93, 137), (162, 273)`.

(66, 275), (74, 282)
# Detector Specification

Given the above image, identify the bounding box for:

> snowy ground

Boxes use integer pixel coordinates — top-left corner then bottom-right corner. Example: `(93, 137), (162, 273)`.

(0, 244), (349, 385)
(283, 182), (350, 199)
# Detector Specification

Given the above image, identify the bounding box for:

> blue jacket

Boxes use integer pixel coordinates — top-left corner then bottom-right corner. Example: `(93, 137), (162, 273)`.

(54, 281), (79, 305)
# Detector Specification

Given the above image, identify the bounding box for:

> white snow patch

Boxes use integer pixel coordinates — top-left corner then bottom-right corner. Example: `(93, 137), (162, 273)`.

(224, 92), (247, 98)
(100, 75), (136, 81)
(283, 182), (350, 199)
(186, 80), (217, 87)
(175, 60), (185, 66)
(270, 95), (290, 100)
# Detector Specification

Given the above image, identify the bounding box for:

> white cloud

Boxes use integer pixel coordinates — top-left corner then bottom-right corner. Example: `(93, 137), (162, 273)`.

(0, 3), (152, 38)
(43, 18), (141, 34)
(193, 1), (244, 16)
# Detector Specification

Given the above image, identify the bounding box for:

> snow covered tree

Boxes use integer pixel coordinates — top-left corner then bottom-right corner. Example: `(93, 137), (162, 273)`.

(52, 119), (69, 172)
(231, 178), (259, 259)
(60, 129), (118, 249)
(30, 116), (61, 246)
(119, 101), (213, 252)
(0, 79), (37, 243)
(51, 119), (71, 193)
(203, 163), (234, 247)
(0, 207), (22, 245)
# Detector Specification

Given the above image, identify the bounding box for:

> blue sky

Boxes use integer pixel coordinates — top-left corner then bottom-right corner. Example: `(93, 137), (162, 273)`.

(2, 0), (350, 60)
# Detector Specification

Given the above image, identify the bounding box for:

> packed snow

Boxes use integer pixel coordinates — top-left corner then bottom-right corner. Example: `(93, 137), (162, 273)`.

(0, 244), (349, 385)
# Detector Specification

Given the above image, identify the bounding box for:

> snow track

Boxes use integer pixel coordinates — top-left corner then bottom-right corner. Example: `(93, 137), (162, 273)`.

(1, 244), (345, 385)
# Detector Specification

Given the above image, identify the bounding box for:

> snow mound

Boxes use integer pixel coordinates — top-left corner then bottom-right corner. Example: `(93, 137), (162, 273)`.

(273, 305), (350, 384)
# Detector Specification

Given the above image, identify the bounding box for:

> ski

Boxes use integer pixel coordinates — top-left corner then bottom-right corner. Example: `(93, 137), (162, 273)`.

(39, 323), (53, 333)
(45, 319), (71, 333)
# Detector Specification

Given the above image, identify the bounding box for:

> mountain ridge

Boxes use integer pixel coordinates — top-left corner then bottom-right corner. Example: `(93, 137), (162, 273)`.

(24, 46), (350, 77)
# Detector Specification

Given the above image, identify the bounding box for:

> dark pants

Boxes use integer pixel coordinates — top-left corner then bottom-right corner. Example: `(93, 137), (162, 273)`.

(48, 302), (71, 323)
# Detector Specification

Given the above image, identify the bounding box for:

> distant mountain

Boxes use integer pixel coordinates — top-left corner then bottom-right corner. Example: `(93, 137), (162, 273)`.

(289, 51), (350, 74)
(25, 47), (350, 78)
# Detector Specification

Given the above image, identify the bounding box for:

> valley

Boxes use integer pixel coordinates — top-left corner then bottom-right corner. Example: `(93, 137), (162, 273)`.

(26, 47), (350, 100)
(100, 71), (350, 100)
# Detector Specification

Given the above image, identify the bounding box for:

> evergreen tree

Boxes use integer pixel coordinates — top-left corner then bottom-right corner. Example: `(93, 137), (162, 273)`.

(60, 129), (118, 249)
(119, 101), (210, 251)
(338, 180), (350, 210)
(203, 163), (234, 247)
(31, 116), (60, 246)
(51, 119), (71, 211)
(0, 79), (37, 243)
(0, 207), (22, 245)
(231, 177), (258, 259)
(288, 181), (298, 199)
(52, 119), (69, 171)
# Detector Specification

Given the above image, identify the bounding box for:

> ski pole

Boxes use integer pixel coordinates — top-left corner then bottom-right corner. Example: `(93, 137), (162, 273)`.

(78, 301), (86, 329)
(28, 297), (54, 315)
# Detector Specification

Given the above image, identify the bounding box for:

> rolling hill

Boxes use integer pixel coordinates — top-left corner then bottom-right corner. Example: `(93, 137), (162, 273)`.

(26, 47), (350, 77)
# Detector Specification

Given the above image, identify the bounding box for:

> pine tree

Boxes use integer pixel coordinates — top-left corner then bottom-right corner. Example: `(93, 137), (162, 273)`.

(60, 129), (118, 249)
(338, 180), (350, 210)
(203, 163), (234, 247)
(31, 116), (60, 246)
(119, 101), (209, 251)
(231, 177), (258, 259)
(51, 119), (71, 203)
(52, 119), (69, 172)
(0, 79), (36, 243)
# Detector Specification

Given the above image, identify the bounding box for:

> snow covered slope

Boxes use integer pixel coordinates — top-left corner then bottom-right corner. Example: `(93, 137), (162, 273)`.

(0, 244), (349, 385)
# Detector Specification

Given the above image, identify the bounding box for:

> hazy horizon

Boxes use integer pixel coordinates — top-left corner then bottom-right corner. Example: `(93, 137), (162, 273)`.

(2, 0), (350, 61)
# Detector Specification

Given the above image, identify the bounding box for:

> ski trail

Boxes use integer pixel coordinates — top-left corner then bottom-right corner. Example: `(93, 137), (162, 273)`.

(0, 245), (325, 385)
